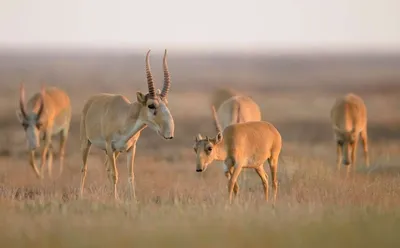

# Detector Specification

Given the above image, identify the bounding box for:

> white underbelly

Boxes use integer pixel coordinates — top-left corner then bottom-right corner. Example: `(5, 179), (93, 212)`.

(89, 138), (107, 150)
(89, 135), (133, 152)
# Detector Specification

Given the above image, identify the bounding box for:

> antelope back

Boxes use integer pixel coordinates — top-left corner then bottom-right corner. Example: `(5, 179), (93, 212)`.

(217, 95), (261, 129)
(210, 87), (239, 111)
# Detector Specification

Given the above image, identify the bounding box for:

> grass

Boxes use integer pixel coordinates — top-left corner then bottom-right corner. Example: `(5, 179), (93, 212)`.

(0, 51), (400, 247)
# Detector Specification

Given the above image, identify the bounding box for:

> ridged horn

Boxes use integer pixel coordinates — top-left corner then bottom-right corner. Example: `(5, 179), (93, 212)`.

(36, 84), (45, 120)
(145, 49), (156, 99)
(211, 105), (222, 134)
(160, 49), (171, 99)
(19, 82), (28, 118)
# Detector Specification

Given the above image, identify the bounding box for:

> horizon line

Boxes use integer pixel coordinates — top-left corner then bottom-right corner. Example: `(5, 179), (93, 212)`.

(1, 44), (400, 56)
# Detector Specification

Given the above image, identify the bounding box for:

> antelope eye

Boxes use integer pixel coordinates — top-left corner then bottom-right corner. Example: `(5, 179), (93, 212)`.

(148, 104), (156, 109)
(337, 140), (344, 146)
(207, 147), (213, 152)
(22, 123), (28, 129)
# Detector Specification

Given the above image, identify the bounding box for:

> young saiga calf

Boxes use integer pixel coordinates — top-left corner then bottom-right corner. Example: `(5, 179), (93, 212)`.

(330, 93), (370, 175)
(16, 83), (71, 179)
(193, 105), (282, 204)
(80, 49), (175, 200)
(210, 93), (262, 188)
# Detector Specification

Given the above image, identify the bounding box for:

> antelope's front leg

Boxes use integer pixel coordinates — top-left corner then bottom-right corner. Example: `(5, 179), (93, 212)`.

(29, 150), (42, 179)
(104, 152), (121, 184)
(360, 129), (370, 168)
(228, 165), (243, 204)
(56, 129), (68, 179)
(223, 163), (239, 195)
(39, 131), (52, 178)
(351, 137), (359, 170)
(127, 142), (137, 201)
(79, 139), (91, 198)
(336, 142), (342, 171)
(47, 142), (54, 179)
(106, 143), (119, 200)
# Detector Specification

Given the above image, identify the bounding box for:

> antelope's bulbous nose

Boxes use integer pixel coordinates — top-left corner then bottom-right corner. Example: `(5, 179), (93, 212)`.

(196, 169), (203, 172)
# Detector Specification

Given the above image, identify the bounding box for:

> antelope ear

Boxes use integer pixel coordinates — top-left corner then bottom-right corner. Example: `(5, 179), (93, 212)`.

(214, 132), (223, 144)
(195, 133), (203, 142)
(136, 91), (146, 105)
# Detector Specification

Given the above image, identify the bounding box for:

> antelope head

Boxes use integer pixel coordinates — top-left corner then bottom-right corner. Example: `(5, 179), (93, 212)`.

(193, 105), (223, 172)
(136, 49), (175, 140)
(16, 83), (45, 150)
(333, 126), (357, 166)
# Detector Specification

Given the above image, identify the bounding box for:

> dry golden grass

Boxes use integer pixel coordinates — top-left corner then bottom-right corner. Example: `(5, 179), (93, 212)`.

(0, 50), (400, 247)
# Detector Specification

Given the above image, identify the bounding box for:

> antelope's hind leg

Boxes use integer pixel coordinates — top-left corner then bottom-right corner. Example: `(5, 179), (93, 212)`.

(268, 155), (279, 205)
(254, 165), (269, 202)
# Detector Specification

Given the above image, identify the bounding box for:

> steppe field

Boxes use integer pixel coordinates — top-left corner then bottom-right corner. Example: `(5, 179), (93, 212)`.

(0, 49), (400, 247)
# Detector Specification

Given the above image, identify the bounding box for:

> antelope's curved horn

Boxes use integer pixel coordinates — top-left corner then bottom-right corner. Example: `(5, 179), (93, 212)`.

(145, 50), (156, 99)
(19, 82), (28, 118)
(36, 84), (45, 119)
(160, 49), (171, 99)
(211, 105), (222, 134)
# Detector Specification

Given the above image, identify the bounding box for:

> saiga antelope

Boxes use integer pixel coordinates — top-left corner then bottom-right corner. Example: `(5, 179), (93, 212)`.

(208, 94), (262, 187)
(216, 95), (261, 131)
(193, 106), (282, 204)
(330, 93), (370, 174)
(80, 49), (175, 200)
(16, 83), (72, 179)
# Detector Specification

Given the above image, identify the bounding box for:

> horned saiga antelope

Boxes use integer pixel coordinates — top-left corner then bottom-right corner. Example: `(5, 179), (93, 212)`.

(330, 93), (370, 174)
(16, 83), (72, 179)
(80, 49), (175, 200)
(193, 106), (282, 204)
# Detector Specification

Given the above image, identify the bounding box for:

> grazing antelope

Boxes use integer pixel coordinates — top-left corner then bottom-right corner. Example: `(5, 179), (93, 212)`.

(210, 87), (239, 111)
(16, 83), (72, 179)
(216, 95), (261, 130)
(79, 49), (175, 200)
(330, 93), (370, 174)
(211, 95), (262, 186)
(193, 106), (282, 204)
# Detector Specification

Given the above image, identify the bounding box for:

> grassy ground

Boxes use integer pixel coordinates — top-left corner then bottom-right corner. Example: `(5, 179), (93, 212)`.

(0, 51), (400, 247)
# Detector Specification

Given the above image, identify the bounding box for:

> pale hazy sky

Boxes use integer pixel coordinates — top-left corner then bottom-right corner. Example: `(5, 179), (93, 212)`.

(1, 0), (399, 51)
